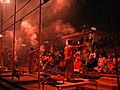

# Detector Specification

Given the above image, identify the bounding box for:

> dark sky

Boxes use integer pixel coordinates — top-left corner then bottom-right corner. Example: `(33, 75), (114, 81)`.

(67, 0), (120, 34)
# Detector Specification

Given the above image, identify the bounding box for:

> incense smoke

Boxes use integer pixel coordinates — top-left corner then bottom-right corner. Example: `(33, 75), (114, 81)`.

(43, 19), (75, 39)
(21, 19), (38, 46)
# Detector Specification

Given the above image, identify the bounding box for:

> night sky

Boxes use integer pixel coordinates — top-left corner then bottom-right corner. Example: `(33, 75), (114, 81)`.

(67, 0), (120, 34)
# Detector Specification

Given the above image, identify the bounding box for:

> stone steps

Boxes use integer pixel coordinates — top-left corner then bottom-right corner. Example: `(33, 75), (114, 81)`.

(84, 85), (110, 90)
(84, 77), (119, 90)
(99, 77), (118, 84)
(97, 80), (118, 90)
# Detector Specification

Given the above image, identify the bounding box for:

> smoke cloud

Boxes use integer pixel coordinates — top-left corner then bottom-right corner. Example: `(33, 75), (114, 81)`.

(43, 19), (75, 39)
(21, 19), (38, 46)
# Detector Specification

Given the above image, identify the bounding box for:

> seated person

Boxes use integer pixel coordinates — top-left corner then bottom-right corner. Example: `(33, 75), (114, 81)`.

(74, 55), (83, 72)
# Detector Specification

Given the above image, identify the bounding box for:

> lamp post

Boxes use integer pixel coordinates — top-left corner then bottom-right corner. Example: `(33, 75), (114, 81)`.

(38, 0), (42, 88)
(38, 0), (50, 88)
(0, 0), (10, 67)
(109, 0), (120, 89)
(12, 0), (16, 69)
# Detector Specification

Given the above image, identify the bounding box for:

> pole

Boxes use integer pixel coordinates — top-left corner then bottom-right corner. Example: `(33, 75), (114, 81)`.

(38, 0), (42, 88)
(109, 0), (120, 89)
(13, 0), (16, 69)
(0, 2), (3, 67)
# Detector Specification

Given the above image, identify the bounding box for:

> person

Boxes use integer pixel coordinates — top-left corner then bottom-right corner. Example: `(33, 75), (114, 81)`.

(28, 47), (38, 73)
(74, 53), (82, 72)
(94, 54), (107, 72)
(81, 49), (89, 65)
(64, 40), (85, 81)
(8, 50), (12, 70)
(64, 43), (75, 81)
(87, 49), (97, 71)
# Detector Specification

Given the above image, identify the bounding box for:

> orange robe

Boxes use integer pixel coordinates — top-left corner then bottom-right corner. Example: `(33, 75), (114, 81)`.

(64, 45), (76, 81)
(28, 50), (35, 73)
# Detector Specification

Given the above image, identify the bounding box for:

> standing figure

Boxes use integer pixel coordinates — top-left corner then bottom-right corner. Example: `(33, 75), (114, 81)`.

(64, 40), (78, 81)
(64, 40), (86, 81)
(64, 46), (74, 81)
(8, 50), (12, 70)
(28, 47), (37, 73)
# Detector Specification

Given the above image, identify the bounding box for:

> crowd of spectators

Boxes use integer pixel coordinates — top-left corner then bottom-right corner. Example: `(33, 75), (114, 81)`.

(35, 35), (120, 75)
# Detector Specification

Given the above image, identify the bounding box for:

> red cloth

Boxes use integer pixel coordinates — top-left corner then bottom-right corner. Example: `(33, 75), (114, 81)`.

(74, 61), (82, 70)
(59, 61), (66, 67)
(50, 75), (65, 81)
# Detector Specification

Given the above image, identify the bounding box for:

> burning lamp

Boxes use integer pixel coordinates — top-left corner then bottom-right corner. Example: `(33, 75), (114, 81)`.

(0, 0), (10, 3)
(0, 34), (2, 38)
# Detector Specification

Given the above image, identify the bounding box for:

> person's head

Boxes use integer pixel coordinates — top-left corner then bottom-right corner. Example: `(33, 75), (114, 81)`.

(48, 53), (51, 56)
(83, 49), (87, 53)
(8, 50), (11, 53)
(107, 54), (111, 59)
(99, 53), (103, 58)
(68, 40), (73, 45)
(30, 47), (34, 51)
(90, 54), (94, 59)
(75, 54), (79, 57)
